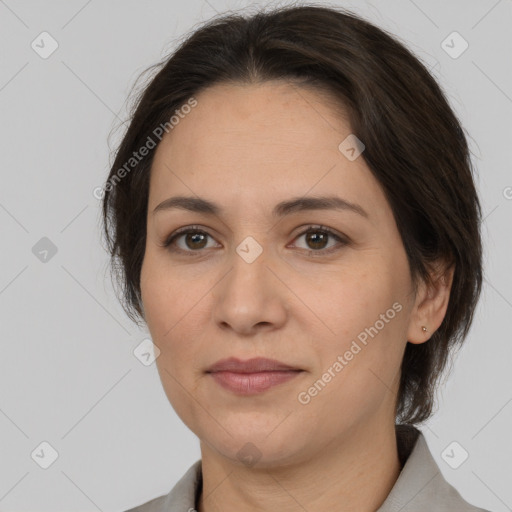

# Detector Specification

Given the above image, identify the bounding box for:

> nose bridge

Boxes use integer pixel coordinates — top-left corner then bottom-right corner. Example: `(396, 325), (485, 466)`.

(212, 238), (287, 333)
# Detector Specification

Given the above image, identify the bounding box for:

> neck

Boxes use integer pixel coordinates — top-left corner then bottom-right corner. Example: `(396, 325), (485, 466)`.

(197, 421), (401, 512)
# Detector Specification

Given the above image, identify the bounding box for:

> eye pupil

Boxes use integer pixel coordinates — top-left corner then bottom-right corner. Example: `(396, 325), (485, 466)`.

(186, 232), (207, 249)
(306, 231), (328, 250)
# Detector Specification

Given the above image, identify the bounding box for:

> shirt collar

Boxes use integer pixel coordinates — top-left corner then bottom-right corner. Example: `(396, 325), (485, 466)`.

(378, 425), (486, 511)
(151, 425), (486, 512)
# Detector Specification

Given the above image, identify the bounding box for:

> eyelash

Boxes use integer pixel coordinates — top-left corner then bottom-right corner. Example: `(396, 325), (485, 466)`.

(161, 224), (349, 258)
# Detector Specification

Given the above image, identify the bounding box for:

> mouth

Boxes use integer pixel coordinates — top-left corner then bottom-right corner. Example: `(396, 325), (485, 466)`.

(205, 357), (304, 395)
(207, 369), (303, 395)
(206, 356), (301, 373)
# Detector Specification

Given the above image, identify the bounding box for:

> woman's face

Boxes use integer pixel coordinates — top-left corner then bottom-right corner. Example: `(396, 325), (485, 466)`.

(140, 81), (424, 467)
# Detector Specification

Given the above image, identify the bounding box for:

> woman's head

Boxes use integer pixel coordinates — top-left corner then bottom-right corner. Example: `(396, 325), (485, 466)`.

(101, 4), (482, 450)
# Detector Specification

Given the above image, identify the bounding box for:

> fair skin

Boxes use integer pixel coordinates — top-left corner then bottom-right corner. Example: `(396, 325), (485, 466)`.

(140, 81), (453, 512)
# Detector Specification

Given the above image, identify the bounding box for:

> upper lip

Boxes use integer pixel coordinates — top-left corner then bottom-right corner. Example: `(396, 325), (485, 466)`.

(206, 357), (301, 373)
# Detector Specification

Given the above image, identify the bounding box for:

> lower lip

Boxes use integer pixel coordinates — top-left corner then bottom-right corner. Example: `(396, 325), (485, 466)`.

(208, 370), (302, 394)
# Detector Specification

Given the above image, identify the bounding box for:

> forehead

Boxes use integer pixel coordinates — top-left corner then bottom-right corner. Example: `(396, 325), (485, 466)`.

(148, 81), (385, 217)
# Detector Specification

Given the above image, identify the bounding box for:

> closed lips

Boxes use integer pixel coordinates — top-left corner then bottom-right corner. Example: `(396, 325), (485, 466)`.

(206, 357), (302, 373)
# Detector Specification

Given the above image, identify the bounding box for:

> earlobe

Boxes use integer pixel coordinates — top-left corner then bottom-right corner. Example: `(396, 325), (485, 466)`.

(407, 323), (432, 345)
(406, 263), (455, 345)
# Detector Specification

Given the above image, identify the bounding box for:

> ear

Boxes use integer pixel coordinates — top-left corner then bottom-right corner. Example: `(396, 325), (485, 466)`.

(406, 261), (455, 344)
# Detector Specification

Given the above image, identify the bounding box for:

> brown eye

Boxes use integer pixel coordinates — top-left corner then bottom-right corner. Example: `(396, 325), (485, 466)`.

(292, 225), (349, 256)
(182, 232), (208, 250)
(163, 227), (219, 255)
(305, 231), (329, 250)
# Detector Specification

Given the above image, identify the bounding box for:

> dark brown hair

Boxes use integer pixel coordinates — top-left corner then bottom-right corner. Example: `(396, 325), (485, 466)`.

(101, 4), (483, 425)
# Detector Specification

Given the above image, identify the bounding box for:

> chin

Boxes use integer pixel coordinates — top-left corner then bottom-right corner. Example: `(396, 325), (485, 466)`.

(201, 423), (311, 469)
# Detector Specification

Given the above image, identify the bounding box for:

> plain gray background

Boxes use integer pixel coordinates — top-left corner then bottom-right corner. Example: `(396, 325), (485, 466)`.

(0, 0), (511, 510)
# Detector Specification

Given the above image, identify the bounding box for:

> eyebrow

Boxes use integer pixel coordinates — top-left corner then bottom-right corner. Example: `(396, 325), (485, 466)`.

(152, 195), (369, 219)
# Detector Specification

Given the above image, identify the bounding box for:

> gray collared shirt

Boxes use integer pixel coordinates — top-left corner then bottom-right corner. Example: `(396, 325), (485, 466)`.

(125, 425), (490, 512)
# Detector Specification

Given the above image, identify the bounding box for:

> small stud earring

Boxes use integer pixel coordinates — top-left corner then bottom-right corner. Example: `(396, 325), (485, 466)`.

(421, 326), (428, 333)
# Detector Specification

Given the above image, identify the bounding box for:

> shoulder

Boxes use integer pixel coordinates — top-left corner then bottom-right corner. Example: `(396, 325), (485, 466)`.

(123, 459), (202, 512)
(378, 426), (491, 512)
(124, 494), (168, 512)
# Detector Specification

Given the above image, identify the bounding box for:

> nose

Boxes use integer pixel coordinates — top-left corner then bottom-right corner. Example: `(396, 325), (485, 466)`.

(211, 247), (288, 336)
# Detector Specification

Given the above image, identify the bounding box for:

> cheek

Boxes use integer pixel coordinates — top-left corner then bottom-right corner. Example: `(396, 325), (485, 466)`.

(141, 259), (206, 427)
(294, 261), (400, 343)
(141, 251), (192, 336)
(301, 257), (409, 392)
(140, 254), (209, 374)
